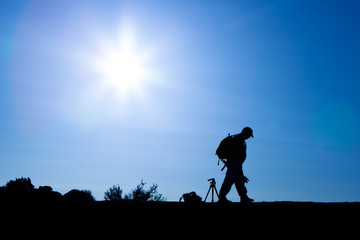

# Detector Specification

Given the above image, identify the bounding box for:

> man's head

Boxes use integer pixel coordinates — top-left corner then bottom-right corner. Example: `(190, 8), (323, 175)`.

(241, 127), (254, 140)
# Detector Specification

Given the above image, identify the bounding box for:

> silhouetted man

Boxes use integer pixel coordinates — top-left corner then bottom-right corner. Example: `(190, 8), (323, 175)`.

(219, 127), (254, 203)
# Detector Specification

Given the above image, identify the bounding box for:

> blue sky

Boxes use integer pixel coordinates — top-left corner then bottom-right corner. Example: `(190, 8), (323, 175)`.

(1, 0), (360, 202)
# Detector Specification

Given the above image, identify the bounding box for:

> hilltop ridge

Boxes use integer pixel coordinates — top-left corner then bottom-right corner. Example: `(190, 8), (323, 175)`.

(4, 200), (359, 221)
(3, 200), (358, 237)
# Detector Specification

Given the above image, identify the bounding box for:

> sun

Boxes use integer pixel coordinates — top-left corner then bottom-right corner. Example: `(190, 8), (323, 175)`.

(95, 27), (153, 104)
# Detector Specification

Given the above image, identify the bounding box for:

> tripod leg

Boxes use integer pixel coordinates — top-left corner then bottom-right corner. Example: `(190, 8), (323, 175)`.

(214, 186), (220, 199)
(204, 186), (211, 202)
(211, 187), (214, 202)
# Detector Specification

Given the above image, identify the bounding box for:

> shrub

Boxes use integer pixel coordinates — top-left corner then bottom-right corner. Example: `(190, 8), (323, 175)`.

(124, 180), (166, 202)
(104, 185), (123, 201)
(6, 177), (34, 193)
(104, 180), (166, 202)
(63, 189), (95, 202)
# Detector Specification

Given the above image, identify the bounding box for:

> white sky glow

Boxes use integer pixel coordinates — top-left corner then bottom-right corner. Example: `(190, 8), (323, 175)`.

(94, 25), (155, 105)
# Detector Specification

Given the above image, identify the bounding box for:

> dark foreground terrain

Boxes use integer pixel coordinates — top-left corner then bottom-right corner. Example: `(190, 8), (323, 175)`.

(3, 200), (359, 236)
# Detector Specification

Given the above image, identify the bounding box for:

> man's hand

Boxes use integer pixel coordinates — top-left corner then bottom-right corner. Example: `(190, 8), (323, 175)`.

(243, 176), (249, 183)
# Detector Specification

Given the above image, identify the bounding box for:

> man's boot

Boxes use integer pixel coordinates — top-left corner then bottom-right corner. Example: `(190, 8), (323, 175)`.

(240, 195), (254, 204)
(218, 196), (232, 203)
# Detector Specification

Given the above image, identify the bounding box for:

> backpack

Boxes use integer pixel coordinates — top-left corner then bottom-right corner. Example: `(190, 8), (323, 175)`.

(179, 191), (202, 203)
(215, 134), (234, 160)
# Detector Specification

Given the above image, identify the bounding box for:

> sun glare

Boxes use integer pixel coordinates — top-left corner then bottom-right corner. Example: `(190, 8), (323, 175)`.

(95, 27), (153, 103)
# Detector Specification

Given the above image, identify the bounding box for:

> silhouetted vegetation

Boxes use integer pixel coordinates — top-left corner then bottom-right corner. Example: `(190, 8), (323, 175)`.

(6, 177), (34, 194)
(104, 180), (166, 201)
(104, 184), (123, 201)
(125, 180), (166, 201)
(1, 177), (35, 200)
(0, 177), (63, 201)
(0, 177), (166, 203)
(35, 185), (62, 201)
(63, 189), (95, 202)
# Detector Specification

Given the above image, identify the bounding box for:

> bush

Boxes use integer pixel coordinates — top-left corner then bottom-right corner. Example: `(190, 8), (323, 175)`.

(124, 180), (166, 202)
(104, 180), (166, 202)
(104, 185), (123, 201)
(6, 177), (34, 194)
(63, 189), (95, 202)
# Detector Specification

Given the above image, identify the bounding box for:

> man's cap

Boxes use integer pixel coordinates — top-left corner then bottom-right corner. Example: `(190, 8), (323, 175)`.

(242, 127), (254, 138)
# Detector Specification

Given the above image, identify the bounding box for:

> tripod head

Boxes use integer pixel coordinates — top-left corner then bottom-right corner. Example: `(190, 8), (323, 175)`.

(208, 178), (216, 186)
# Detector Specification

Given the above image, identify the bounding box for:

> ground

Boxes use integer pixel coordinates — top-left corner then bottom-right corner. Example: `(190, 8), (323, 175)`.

(3, 200), (359, 235)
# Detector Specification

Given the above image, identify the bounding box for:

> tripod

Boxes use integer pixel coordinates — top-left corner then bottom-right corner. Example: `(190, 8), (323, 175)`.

(204, 178), (219, 202)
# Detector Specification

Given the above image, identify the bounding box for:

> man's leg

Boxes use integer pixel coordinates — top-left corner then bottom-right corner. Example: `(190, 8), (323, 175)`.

(219, 169), (233, 200)
(234, 178), (253, 203)
(234, 179), (247, 198)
